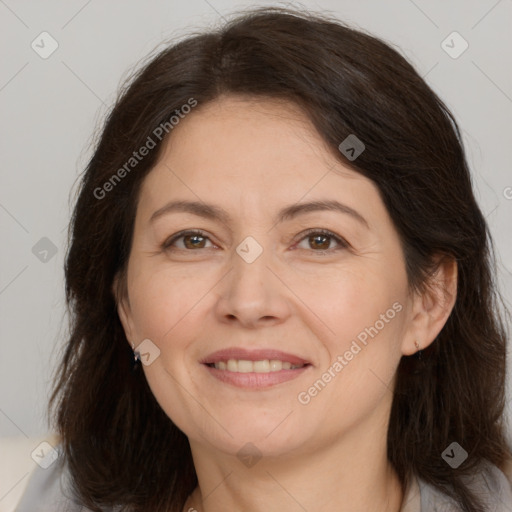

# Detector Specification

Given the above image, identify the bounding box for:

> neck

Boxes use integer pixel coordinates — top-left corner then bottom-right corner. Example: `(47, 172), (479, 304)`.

(184, 410), (404, 512)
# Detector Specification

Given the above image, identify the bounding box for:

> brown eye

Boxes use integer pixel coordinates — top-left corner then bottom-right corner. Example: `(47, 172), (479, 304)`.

(163, 230), (214, 251)
(295, 229), (349, 253)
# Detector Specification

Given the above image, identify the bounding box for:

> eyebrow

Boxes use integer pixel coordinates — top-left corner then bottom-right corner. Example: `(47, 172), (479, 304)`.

(149, 199), (369, 229)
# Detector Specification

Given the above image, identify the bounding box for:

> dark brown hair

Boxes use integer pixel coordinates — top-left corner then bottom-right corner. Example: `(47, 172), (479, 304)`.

(50, 5), (511, 511)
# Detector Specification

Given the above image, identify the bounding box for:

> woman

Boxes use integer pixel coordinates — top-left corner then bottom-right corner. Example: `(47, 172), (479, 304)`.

(15, 6), (512, 512)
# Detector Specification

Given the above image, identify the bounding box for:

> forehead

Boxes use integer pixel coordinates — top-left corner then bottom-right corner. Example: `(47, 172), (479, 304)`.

(139, 95), (371, 204)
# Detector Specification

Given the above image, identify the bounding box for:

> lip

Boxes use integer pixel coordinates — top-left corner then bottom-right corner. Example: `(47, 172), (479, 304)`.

(204, 364), (311, 388)
(200, 347), (311, 366)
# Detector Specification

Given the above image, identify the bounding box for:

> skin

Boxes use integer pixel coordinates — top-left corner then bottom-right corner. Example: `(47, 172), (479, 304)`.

(115, 95), (457, 512)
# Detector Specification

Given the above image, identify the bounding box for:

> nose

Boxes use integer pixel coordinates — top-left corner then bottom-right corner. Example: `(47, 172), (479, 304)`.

(214, 237), (291, 329)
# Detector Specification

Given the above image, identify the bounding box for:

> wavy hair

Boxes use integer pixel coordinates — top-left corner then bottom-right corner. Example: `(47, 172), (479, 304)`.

(49, 6), (511, 511)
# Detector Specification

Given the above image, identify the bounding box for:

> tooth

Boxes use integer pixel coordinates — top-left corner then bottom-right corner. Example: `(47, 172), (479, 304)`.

(253, 360), (270, 373)
(269, 360), (283, 372)
(238, 360), (253, 373)
(211, 359), (302, 372)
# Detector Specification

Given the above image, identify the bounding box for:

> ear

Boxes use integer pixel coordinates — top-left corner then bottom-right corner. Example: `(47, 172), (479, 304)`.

(112, 272), (136, 346)
(401, 255), (458, 356)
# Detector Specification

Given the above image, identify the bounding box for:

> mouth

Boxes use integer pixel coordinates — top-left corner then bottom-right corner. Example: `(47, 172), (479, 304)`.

(204, 360), (309, 372)
(200, 348), (312, 388)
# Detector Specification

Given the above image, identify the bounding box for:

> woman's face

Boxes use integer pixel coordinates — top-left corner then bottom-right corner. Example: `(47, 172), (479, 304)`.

(117, 95), (419, 459)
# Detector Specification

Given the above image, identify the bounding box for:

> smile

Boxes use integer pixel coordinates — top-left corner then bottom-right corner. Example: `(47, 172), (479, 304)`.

(201, 347), (312, 388)
(206, 359), (307, 372)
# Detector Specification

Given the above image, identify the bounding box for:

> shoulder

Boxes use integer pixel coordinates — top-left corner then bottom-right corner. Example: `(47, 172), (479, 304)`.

(417, 458), (512, 511)
(12, 441), (88, 512)
(500, 456), (512, 487)
(10, 438), (125, 512)
(0, 434), (71, 512)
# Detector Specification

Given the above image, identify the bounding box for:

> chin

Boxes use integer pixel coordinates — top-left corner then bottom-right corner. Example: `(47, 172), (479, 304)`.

(191, 419), (308, 460)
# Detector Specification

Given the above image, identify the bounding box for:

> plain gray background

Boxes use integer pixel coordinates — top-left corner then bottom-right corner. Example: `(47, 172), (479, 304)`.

(1, 0), (511, 446)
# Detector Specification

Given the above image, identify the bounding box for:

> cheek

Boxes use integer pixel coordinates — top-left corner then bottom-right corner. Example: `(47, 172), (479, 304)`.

(292, 262), (406, 353)
(126, 269), (217, 432)
(300, 272), (406, 412)
(297, 267), (407, 408)
(334, 284), (405, 355)
(128, 266), (213, 342)
(293, 302), (405, 444)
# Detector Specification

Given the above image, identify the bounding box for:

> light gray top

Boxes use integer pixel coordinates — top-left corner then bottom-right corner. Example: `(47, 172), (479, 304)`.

(15, 445), (512, 512)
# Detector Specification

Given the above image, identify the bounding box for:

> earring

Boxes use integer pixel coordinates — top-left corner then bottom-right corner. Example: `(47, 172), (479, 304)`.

(414, 340), (423, 361)
(411, 340), (424, 376)
(131, 343), (141, 372)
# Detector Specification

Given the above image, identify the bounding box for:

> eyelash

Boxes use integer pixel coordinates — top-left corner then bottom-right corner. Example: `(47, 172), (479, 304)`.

(162, 228), (349, 254)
